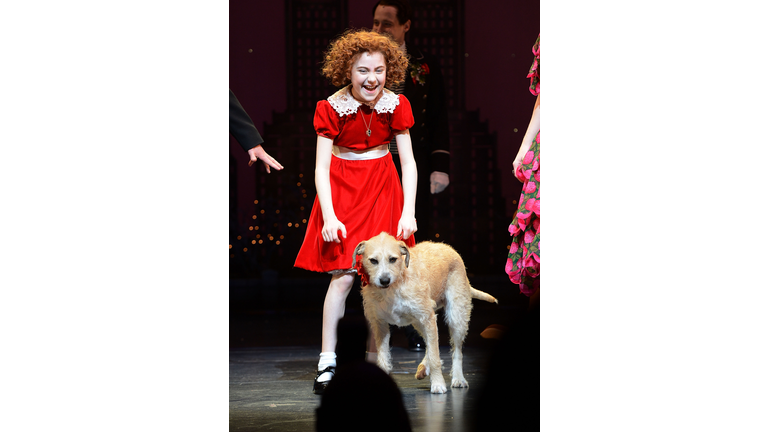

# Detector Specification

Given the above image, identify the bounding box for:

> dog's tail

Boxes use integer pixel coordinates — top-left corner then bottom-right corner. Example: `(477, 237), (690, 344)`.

(470, 288), (498, 304)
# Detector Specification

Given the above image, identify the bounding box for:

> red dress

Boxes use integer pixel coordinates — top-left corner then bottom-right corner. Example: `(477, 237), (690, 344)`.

(294, 86), (416, 273)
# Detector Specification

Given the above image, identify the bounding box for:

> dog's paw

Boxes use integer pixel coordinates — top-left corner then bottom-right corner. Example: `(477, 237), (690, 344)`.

(451, 378), (468, 388)
(415, 363), (428, 380)
(430, 383), (448, 394)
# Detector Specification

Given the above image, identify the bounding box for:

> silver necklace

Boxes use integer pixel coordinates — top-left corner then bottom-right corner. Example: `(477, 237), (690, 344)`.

(360, 108), (375, 137)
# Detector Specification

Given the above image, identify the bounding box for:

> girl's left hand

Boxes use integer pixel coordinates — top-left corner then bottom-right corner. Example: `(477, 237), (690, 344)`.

(513, 154), (525, 182)
(397, 216), (417, 240)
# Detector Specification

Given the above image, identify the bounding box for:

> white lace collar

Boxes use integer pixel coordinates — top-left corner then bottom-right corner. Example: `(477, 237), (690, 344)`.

(327, 86), (400, 116)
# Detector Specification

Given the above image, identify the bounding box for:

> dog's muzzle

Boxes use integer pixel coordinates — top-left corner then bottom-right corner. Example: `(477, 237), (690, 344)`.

(377, 275), (391, 288)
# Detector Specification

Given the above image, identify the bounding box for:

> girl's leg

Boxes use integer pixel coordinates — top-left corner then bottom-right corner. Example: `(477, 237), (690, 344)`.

(321, 273), (355, 352)
(316, 273), (355, 386)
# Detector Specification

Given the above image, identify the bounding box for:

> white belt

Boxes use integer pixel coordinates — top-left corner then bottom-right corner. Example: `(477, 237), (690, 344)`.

(332, 144), (389, 160)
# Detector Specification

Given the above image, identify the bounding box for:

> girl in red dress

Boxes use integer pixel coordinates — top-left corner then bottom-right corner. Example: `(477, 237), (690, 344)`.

(293, 30), (418, 395)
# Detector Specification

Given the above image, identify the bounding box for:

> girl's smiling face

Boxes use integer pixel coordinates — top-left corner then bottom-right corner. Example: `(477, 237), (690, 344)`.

(348, 51), (386, 104)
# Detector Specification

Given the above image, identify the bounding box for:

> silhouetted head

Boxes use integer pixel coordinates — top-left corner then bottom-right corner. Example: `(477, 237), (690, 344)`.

(316, 361), (412, 432)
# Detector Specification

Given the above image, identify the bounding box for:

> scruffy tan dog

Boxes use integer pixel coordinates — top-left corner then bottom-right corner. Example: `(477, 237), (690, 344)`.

(353, 232), (498, 394)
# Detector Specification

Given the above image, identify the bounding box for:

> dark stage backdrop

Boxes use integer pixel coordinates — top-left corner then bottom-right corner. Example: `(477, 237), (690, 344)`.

(229, 0), (539, 279)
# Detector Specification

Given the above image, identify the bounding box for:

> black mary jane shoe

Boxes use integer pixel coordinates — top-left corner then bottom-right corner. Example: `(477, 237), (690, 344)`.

(313, 366), (336, 395)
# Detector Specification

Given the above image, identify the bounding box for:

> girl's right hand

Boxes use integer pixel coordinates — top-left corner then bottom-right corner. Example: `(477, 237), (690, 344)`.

(322, 218), (347, 243)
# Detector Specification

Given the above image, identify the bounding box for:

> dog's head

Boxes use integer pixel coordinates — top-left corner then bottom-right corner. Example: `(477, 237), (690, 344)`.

(352, 232), (410, 289)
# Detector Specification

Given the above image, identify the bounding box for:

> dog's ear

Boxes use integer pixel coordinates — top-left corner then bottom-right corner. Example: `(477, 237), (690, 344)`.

(399, 244), (410, 268)
(352, 241), (366, 267)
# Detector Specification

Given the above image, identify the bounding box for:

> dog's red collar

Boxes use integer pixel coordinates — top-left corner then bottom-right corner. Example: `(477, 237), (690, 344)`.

(354, 255), (370, 287)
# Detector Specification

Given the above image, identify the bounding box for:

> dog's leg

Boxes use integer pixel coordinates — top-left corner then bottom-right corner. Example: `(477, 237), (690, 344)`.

(447, 335), (468, 388)
(416, 351), (429, 380)
(369, 318), (393, 374)
(411, 323), (430, 379)
(445, 302), (470, 388)
(444, 276), (472, 388)
(414, 313), (447, 394)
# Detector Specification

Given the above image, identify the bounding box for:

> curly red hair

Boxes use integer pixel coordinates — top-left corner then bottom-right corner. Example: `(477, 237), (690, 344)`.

(321, 29), (408, 88)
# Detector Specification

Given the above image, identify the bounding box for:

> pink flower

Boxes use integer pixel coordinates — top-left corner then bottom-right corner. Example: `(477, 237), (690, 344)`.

(533, 199), (540, 216)
(532, 158), (539, 171)
(508, 242), (518, 254)
(523, 169), (533, 180)
(515, 167), (525, 182)
(505, 258), (515, 275)
(531, 253), (540, 263)
(525, 198), (536, 211)
(532, 218), (540, 232)
(523, 151), (534, 165)
(534, 170), (541, 182)
(524, 229), (535, 243)
(524, 181), (537, 194)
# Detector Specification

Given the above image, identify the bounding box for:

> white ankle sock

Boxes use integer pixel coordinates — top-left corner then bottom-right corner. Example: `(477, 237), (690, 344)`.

(317, 352), (336, 382)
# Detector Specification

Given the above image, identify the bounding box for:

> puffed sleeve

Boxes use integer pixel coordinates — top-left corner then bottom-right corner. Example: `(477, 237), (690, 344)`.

(314, 100), (340, 139)
(390, 94), (415, 132)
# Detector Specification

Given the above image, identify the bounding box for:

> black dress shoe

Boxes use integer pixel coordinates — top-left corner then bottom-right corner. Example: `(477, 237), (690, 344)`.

(408, 335), (426, 352)
(313, 366), (335, 395)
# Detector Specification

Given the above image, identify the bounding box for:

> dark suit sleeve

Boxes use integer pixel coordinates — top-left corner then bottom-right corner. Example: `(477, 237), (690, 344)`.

(424, 54), (450, 175)
(229, 89), (265, 152)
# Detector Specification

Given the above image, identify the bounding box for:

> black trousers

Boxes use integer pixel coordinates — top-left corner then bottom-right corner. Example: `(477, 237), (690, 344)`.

(389, 324), (423, 343)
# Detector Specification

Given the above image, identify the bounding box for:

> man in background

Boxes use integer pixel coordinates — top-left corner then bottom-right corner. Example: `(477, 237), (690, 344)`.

(372, 0), (451, 351)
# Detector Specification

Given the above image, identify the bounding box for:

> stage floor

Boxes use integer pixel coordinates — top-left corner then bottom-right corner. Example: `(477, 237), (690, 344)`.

(229, 275), (537, 431)
(230, 346), (495, 432)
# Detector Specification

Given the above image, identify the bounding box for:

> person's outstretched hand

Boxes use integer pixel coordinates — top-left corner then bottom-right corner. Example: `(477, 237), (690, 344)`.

(247, 145), (284, 173)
